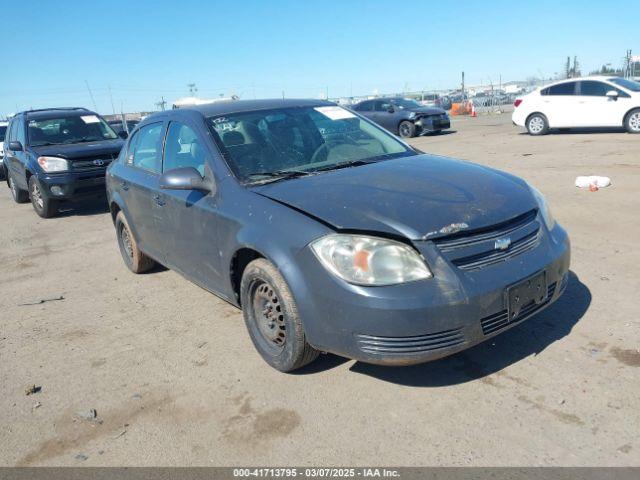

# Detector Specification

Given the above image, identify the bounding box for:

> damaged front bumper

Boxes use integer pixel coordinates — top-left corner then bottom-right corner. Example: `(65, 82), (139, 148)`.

(288, 222), (570, 366)
(415, 114), (451, 133)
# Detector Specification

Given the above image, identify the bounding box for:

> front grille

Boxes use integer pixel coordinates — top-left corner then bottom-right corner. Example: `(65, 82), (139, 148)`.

(70, 154), (116, 171)
(355, 327), (464, 356)
(481, 282), (557, 335)
(433, 210), (540, 271)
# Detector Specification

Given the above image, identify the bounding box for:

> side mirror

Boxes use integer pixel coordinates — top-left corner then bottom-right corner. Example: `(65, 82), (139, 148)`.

(606, 90), (618, 100)
(9, 141), (23, 152)
(118, 130), (128, 139)
(386, 106), (395, 113)
(159, 167), (212, 193)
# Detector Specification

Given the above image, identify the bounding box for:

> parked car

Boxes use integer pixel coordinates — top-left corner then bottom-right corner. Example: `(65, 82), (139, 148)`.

(3, 107), (125, 217)
(108, 119), (140, 135)
(106, 99), (570, 372)
(513, 76), (640, 135)
(0, 121), (7, 180)
(351, 97), (450, 137)
(420, 93), (443, 109)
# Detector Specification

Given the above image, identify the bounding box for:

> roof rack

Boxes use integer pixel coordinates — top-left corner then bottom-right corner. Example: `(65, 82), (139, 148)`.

(25, 107), (92, 114)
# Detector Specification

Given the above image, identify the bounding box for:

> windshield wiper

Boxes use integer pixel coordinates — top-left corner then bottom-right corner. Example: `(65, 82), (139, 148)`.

(246, 169), (312, 184)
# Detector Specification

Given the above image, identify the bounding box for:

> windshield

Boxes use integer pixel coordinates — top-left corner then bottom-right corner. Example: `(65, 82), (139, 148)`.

(0, 126), (6, 142)
(608, 77), (640, 92)
(208, 106), (413, 183)
(27, 114), (118, 146)
(390, 98), (422, 109)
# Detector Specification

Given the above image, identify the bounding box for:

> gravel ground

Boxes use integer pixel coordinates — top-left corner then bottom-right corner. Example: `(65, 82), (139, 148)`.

(0, 112), (638, 466)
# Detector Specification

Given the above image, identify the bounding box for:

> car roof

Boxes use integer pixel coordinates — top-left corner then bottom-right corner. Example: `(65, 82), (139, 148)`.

(177, 98), (336, 117)
(21, 107), (95, 120)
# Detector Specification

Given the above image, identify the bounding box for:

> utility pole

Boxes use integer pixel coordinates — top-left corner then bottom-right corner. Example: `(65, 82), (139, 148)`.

(84, 80), (98, 111)
(155, 96), (167, 111)
(108, 84), (116, 115)
(461, 71), (465, 95)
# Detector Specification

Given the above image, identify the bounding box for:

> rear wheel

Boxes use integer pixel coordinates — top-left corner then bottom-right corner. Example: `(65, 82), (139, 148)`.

(8, 172), (29, 203)
(29, 176), (58, 218)
(115, 211), (155, 273)
(625, 109), (640, 134)
(240, 258), (319, 372)
(398, 120), (417, 138)
(526, 113), (549, 135)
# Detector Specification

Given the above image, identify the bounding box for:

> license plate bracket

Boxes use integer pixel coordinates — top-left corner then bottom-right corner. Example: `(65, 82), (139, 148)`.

(507, 271), (547, 321)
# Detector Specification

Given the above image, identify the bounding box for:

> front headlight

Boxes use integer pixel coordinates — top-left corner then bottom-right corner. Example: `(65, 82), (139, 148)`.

(529, 184), (555, 230)
(310, 234), (432, 286)
(38, 156), (68, 173)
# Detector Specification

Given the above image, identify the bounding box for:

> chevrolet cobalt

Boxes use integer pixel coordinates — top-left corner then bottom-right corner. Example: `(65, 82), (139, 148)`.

(106, 99), (570, 372)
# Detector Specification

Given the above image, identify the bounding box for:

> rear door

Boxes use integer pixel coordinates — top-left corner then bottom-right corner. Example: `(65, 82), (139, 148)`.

(120, 121), (166, 261)
(576, 80), (631, 127)
(540, 81), (579, 127)
(156, 120), (223, 289)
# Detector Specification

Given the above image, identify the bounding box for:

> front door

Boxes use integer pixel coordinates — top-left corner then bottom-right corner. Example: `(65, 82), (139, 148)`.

(156, 120), (224, 291)
(576, 80), (631, 127)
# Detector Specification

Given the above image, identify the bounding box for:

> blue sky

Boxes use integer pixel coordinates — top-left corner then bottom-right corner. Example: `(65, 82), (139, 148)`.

(1, 0), (637, 115)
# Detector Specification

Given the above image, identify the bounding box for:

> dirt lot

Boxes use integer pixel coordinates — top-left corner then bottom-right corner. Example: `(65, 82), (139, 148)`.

(0, 113), (638, 467)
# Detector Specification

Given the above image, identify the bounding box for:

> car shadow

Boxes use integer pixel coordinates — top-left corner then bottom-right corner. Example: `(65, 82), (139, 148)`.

(298, 271), (590, 385)
(422, 130), (457, 137)
(56, 196), (110, 217)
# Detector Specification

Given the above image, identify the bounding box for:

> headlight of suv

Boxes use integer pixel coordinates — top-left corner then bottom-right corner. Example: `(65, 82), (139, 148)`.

(529, 184), (555, 230)
(38, 156), (69, 173)
(310, 234), (432, 286)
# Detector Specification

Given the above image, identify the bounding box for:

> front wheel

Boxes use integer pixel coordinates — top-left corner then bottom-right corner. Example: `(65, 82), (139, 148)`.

(240, 258), (319, 372)
(526, 113), (549, 135)
(29, 176), (58, 218)
(625, 109), (640, 134)
(398, 120), (417, 138)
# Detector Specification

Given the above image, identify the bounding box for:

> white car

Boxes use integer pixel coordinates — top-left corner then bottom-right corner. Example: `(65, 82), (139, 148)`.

(512, 76), (640, 135)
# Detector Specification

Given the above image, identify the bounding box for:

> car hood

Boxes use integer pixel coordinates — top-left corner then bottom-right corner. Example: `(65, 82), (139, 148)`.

(409, 106), (446, 115)
(31, 139), (124, 159)
(252, 154), (537, 241)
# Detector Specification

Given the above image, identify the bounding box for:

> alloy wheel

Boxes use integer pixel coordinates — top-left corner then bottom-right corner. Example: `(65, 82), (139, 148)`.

(9, 177), (17, 199)
(629, 112), (640, 132)
(120, 225), (134, 261)
(31, 181), (44, 209)
(399, 123), (411, 137)
(528, 116), (545, 134)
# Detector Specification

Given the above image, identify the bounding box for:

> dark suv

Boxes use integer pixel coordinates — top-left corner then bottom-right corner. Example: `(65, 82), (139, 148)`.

(351, 97), (450, 137)
(106, 99), (569, 372)
(3, 107), (125, 217)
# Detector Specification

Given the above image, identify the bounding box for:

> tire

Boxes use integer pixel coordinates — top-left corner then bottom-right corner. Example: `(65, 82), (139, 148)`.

(624, 108), (640, 134)
(115, 211), (155, 273)
(8, 172), (29, 203)
(240, 258), (319, 372)
(29, 176), (58, 218)
(398, 120), (417, 138)
(526, 113), (549, 136)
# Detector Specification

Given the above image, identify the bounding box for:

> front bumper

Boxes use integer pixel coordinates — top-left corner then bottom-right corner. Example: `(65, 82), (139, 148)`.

(37, 169), (107, 200)
(289, 223), (570, 366)
(415, 115), (450, 133)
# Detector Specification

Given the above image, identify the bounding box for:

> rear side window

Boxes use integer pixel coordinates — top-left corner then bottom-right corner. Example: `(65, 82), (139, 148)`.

(544, 82), (577, 96)
(163, 122), (206, 176)
(355, 101), (373, 112)
(127, 122), (163, 173)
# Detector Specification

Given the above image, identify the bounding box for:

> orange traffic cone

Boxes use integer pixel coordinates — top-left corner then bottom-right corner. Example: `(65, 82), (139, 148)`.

(471, 102), (477, 117)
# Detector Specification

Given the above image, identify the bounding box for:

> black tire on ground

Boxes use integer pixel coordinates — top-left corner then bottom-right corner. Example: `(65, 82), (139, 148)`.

(8, 172), (29, 203)
(240, 258), (319, 372)
(0, 166), (5, 181)
(29, 176), (58, 218)
(526, 113), (549, 136)
(115, 211), (155, 273)
(624, 108), (640, 134)
(398, 120), (417, 138)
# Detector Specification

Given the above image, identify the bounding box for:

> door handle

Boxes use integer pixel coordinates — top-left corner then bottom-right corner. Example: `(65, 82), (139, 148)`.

(120, 181), (129, 191)
(153, 194), (166, 207)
